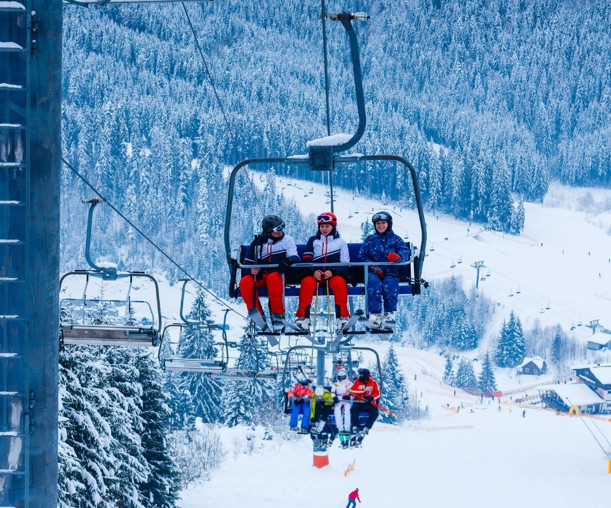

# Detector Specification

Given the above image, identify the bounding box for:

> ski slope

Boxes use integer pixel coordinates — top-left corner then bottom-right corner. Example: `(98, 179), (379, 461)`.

(178, 347), (611, 508)
(177, 180), (611, 508)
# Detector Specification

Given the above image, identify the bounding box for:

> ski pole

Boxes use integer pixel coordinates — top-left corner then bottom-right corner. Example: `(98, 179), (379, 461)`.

(312, 281), (319, 332)
(325, 277), (332, 330)
(371, 401), (396, 417)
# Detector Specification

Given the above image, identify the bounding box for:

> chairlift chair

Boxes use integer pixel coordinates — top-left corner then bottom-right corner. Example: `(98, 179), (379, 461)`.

(59, 199), (162, 346)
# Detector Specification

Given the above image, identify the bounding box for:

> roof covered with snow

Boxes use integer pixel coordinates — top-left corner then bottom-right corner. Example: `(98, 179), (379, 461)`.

(547, 383), (603, 406)
(588, 365), (611, 385)
(520, 356), (546, 369)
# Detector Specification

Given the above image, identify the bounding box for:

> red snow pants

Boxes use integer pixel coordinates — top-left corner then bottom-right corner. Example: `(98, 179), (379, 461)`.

(296, 275), (349, 318)
(239, 272), (285, 315)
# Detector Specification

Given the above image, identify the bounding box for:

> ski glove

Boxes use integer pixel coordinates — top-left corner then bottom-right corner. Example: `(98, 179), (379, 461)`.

(373, 266), (384, 279)
(278, 257), (293, 274)
(387, 252), (401, 262)
(342, 395), (351, 401)
(333, 396), (339, 404)
(364, 396), (374, 404)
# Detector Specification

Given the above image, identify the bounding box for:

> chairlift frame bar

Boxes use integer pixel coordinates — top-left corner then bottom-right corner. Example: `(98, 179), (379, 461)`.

(280, 344), (383, 395)
(59, 270), (163, 346)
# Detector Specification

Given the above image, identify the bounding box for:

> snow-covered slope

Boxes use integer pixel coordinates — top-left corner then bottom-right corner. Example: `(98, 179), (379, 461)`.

(178, 346), (611, 508)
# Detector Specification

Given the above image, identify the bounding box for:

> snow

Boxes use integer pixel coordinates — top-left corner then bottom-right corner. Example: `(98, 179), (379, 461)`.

(176, 178), (611, 507)
(0, 2), (25, 10)
(307, 133), (353, 147)
(589, 366), (611, 386)
(547, 382), (604, 406)
(519, 356), (546, 370)
(178, 349), (611, 508)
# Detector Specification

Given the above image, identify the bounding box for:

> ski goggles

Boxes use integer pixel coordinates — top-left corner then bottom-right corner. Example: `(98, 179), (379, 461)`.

(271, 223), (285, 232)
(372, 211), (391, 222)
(317, 214), (334, 223)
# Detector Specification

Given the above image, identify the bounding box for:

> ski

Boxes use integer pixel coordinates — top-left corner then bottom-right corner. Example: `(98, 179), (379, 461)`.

(280, 318), (316, 344)
(329, 311), (362, 349)
(362, 317), (393, 341)
(248, 308), (279, 346)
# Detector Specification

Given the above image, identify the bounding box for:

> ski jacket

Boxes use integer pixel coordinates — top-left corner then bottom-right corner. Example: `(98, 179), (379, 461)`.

(243, 233), (299, 275)
(358, 229), (409, 278)
(310, 388), (334, 418)
(331, 379), (352, 398)
(302, 231), (350, 277)
(287, 383), (313, 400)
(348, 489), (361, 501)
(349, 377), (380, 402)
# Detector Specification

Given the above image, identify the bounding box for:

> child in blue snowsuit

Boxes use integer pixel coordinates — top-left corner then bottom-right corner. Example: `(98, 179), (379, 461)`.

(358, 211), (409, 326)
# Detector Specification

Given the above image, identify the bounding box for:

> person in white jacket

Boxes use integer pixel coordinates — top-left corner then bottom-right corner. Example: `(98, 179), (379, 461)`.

(331, 368), (352, 446)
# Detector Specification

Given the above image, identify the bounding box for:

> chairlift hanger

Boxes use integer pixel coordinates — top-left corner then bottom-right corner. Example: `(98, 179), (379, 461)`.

(59, 199), (162, 346)
(224, 12), (427, 293)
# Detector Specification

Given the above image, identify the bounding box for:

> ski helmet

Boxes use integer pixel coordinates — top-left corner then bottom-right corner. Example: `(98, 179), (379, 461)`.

(262, 214), (285, 235)
(317, 211), (337, 235)
(337, 369), (348, 381)
(372, 211), (393, 230)
(358, 368), (370, 379)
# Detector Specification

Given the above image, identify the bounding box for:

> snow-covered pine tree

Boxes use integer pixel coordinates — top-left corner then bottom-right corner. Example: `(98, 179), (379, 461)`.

(58, 346), (116, 507)
(361, 217), (373, 241)
(135, 350), (181, 507)
(454, 358), (477, 390)
(443, 356), (453, 384)
(550, 326), (566, 366)
(379, 345), (410, 423)
(102, 348), (149, 508)
(166, 291), (224, 425)
(223, 327), (278, 427)
(495, 311), (526, 368)
(478, 352), (497, 393)
(450, 311), (478, 350)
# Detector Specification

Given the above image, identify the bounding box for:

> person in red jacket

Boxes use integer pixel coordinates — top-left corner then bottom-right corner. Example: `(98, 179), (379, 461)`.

(346, 488), (361, 508)
(349, 368), (380, 433)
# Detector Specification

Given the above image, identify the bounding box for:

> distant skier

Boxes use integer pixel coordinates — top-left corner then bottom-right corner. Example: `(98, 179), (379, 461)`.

(239, 214), (299, 331)
(358, 211), (409, 327)
(346, 488), (361, 508)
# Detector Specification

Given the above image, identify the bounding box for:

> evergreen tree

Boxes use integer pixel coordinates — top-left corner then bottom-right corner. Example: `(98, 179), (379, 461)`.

(478, 352), (497, 393)
(167, 292), (225, 425)
(454, 358), (477, 390)
(379, 345), (411, 423)
(223, 328), (277, 427)
(443, 356), (453, 384)
(136, 351), (181, 507)
(495, 311), (526, 368)
(361, 217), (373, 241)
(550, 331), (564, 366)
(103, 348), (149, 508)
(58, 346), (116, 507)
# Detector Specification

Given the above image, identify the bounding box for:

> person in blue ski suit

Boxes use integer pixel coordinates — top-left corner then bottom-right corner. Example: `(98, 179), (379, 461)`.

(358, 211), (409, 326)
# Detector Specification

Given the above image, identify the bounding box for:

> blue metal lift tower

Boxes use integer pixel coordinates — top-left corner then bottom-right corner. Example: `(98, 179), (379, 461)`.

(1, 1), (62, 506)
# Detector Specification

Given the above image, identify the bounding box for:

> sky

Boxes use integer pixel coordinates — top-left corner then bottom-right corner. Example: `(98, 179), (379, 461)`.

(171, 176), (611, 508)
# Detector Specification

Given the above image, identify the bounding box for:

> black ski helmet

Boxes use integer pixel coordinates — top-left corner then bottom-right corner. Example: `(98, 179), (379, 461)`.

(358, 368), (370, 378)
(372, 211), (393, 230)
(261, 214), (285, 235)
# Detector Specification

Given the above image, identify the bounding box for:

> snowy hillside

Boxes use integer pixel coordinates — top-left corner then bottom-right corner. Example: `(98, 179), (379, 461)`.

(178, 347), (611, 508)
(174, 180), (611, 507)
(254, 176), (611, 346)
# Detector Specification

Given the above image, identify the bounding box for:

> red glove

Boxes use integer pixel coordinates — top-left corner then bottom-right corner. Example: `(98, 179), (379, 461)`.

(373, 266), (384, 279)
(387, 252), (401, 262)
